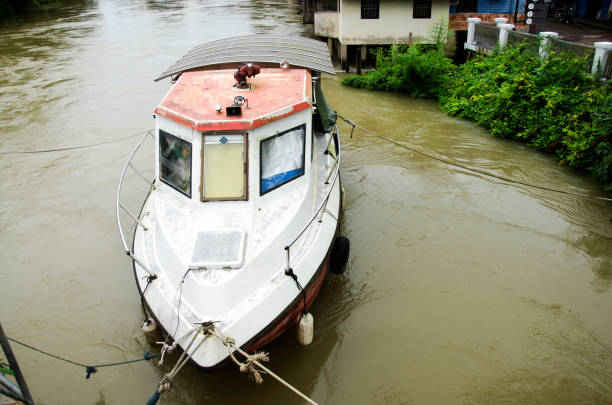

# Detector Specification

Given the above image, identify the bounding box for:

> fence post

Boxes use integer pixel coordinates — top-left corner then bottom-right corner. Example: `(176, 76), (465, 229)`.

(498, 24), (515, 49)
(466, 17), (481, 48)
(495, 17), (508, 26)
(591, 42), (612, 75)
(538, 31), (558, 59)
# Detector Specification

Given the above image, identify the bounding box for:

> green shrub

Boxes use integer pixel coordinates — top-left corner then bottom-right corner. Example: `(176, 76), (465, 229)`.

(439, 44), (612, 188)
(341, 45), (456, 98)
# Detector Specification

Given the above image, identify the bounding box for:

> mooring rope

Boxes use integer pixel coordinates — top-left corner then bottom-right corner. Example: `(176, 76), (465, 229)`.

(210, 327), (319, 405)
(337, 114), (612, 202)
(148, 323), (319, 405)
(0, 130), (150, 155)
(6, 337), (159, 379)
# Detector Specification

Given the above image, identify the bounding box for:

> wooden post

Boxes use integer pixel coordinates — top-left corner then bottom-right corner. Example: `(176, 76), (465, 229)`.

(0, 322), (34, 405)
(341, 44), (348, 73)
(356, 46), (361, 75)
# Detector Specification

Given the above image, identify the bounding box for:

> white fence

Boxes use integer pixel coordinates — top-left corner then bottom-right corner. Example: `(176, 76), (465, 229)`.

(464, 17), (612, 79)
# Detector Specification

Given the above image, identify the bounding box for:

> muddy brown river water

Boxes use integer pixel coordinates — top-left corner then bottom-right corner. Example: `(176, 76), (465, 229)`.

(1, 1), (611, 404)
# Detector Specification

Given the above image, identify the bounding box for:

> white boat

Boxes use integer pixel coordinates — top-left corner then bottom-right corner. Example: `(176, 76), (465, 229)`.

(116, 35), (349, 369)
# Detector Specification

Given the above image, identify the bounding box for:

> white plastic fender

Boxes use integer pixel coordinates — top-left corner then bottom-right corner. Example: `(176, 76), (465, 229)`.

(142, 318), (161, 345)
(297, 312), (314, 346)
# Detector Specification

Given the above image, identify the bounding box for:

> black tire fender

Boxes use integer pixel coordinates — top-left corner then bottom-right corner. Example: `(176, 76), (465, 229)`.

(330, 236), (350, 275)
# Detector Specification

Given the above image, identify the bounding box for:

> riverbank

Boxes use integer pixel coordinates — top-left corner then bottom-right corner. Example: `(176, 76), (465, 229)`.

(342, 43), (612, 191)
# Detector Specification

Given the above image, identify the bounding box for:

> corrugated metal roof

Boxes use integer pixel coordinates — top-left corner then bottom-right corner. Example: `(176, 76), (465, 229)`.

(155, 35), (334, 81)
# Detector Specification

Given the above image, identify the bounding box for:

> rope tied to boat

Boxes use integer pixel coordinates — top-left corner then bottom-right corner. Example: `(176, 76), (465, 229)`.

(5, 336), (159, 379)
(218, 334), (269, 384)
(209, 326), (318, 404)
(285, 267), (308, 315)
(336, 114), (612, 202)
(147, 322), (318, 405)
(148, 324), (210, 404)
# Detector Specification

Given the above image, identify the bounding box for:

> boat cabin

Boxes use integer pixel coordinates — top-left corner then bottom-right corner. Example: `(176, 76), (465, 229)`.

(154, 66), (315, 204)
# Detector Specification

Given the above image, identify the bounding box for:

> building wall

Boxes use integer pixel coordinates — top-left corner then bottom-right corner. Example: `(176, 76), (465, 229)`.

(338, 0), (450, 45)
(315, 11), (340, 37)
(449, 0), (525, 14)
(449, 12), (527, 30)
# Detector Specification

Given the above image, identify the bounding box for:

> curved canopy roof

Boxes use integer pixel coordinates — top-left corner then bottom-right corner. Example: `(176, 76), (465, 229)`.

(155, 35), (335, 81)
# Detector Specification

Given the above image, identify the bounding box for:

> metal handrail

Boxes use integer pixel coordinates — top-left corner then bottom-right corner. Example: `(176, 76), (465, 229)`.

(284, 125), (341, 270)
(116, 130), (156, 277)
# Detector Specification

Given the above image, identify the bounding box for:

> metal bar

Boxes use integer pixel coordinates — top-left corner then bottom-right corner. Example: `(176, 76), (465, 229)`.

(128, 162), (156, 189)
(116, 131), (152, 252)
(287, 125), (342, 249)
(325, 158), (339, 185)
(318, 193), (330, 223)
(119, 203), (149, 231)
(324, 131), (334, 154)
(285, 246), (291, 272)
(324, 208), (338, 222)
(129, 251), (155, 277)
(0, 322), (34, 405)
(0, 374), (24, 402)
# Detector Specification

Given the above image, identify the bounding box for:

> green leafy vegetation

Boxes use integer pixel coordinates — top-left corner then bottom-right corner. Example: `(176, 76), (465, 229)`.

(341, 39), (612, 190)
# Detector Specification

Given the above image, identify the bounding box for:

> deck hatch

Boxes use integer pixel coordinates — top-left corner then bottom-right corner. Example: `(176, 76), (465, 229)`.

(190, 230), (246, 269)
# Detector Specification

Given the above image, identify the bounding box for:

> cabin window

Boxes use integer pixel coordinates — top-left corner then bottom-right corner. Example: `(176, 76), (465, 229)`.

(159, 130), (192, 198)
(260, 125), (306, 195)
(361, 0), (379, 19)
(413, 0), (432, 18)
(202, 134), (247, 201)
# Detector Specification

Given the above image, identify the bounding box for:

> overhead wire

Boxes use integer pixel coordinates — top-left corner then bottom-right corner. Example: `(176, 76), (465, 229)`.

(7, 336), (159, 379)
(0, 130), (151, 155)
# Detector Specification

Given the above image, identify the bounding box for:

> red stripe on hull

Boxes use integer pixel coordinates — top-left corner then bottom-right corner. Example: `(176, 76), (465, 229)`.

(245, 255), (330, 352)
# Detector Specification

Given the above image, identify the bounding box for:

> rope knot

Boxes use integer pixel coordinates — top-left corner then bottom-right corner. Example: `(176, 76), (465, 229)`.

(85, 366), (97, 379)
(158, 374), (172, 394)
(144, 350), (155, 361)
(156, 341), (177, 366)
(224, 337), (236, 348)
(239, 351), (270, 384)
(285, 268), (300, 286)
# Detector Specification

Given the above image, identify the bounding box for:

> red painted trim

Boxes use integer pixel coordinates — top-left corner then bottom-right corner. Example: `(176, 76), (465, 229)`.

(156, 101), (311, 132)
(250, 101), (311, 130)
(245, 256), (330, 352)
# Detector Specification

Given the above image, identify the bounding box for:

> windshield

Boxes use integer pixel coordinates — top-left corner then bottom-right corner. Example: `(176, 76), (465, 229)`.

(159, 129), (192, 197)
(260, 124), (305, 195)
(202, 134), (247, 200)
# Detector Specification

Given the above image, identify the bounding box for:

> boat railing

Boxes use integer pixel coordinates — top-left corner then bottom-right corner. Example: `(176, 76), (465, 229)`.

(284, 124), (341, 272)
(116, 130), (157, 277)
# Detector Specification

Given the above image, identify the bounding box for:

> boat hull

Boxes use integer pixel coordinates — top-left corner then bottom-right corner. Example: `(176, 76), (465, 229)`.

(132, 204), (339, 370)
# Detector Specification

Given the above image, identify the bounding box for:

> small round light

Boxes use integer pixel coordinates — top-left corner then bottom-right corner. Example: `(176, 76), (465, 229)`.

(215, 104), (222, 113)
(280, 60), (290, 70)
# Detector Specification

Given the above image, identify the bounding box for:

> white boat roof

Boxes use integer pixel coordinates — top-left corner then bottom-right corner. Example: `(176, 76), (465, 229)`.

(155, 34), (335, 81)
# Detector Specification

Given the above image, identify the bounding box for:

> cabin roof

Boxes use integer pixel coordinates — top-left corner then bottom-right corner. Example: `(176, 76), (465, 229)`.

(154, 67), (311, 132)
(155, 35), (335, 81)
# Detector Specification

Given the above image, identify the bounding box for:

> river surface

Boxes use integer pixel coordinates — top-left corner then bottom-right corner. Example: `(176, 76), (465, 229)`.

(1, 1), (611, 404)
